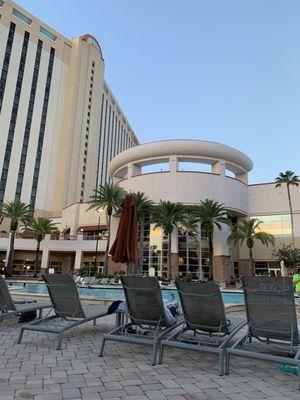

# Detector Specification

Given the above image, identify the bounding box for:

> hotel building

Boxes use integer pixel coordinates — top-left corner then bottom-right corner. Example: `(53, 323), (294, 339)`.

(0, 0), (138, 220)
(0, 1), (298, 279)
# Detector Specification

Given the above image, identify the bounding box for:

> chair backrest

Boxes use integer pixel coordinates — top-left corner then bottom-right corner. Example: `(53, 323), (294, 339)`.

(176, 280), (229, 334)
(0, 275), (16, 311)
(121, 276), (168, 327)
(243, 276), (299, 344)
(42, 274), (85, 318)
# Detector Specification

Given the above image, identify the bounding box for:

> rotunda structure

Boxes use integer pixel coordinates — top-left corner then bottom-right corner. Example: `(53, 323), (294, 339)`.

(108, 139), (253, 281)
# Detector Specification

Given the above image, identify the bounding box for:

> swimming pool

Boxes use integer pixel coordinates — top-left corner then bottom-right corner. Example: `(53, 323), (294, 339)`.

(10, 282), (245, 303)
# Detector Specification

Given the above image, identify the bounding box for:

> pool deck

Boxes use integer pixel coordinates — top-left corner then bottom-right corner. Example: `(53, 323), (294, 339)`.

(1, 310), (299, 400)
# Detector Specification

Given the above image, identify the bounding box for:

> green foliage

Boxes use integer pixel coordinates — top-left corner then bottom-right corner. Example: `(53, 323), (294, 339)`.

(179, 213), (199, 237)
(151, 200), (186, 280)
(227, 218), (275, 249)
(275, 170), (299, 188)
(1, 198), (32, 231)
(23, 217), (58, 242)
(133, 191), (154, 219)
(151, 200), (186, 236)
(273, 244), (300, 268)
(193, 199), (228, 235)
(78, 266), (89, 277)
(88, 182), (125, 216)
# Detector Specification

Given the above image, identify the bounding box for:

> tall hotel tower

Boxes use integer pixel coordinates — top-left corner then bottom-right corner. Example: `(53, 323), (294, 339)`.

(0, 0), (138, 217)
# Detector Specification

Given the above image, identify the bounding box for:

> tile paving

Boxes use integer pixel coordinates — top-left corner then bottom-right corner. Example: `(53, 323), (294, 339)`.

(0, 312), (299, 399)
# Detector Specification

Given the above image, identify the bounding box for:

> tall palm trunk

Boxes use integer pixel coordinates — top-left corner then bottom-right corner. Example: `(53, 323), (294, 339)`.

(167, 233), (172, 281)
(249, 247), (254, 275)
(287, 184), (295, 246)
(6, 230), (16, 276)
(209, 233), (214, 280)
(138, 215), (145, 275)
(105, 212), (112, 277)
(33, 240), (41, 278)
(186, 231), (189, 271)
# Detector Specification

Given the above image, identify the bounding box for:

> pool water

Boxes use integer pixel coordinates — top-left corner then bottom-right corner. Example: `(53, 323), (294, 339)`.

(11, 282), (245, 303)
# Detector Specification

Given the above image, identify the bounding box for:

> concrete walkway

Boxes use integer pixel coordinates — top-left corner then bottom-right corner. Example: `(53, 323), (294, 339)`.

(0, 312), (299, 400)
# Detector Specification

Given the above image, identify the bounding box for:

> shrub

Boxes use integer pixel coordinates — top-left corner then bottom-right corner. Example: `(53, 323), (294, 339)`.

(78, 266), (89, 277)
(273, 244), (300, 268)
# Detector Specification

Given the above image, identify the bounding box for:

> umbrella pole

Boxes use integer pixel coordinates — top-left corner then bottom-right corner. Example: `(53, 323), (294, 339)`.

(126, 262), (137, 275)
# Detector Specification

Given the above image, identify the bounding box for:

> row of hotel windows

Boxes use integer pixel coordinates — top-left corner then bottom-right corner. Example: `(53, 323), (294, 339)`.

(0, 22), (55, 209)
(96, 94), (135, 187)
(0, 25), (29, 204)
(80, 61), (95, 201)
(15, 40), (43, 199)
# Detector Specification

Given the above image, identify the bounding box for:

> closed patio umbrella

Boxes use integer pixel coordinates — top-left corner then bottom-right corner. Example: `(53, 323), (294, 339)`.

(109, 194), (138, 274)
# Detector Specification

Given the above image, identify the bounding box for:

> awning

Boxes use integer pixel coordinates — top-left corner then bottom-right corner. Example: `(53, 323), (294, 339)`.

(77, 225), (108, 232)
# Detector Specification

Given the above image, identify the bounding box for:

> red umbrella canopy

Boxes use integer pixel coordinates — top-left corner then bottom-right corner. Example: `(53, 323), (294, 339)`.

(109, 194), (138, 264)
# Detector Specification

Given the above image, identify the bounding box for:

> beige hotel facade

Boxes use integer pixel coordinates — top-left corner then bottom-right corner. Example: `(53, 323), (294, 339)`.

(0, 0), (138, 218)
(0, 0), (299, 280)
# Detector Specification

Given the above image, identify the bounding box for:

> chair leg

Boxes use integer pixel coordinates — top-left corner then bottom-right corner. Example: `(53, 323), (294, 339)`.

(17, 328), (24, 344)
(151, 343), (158, 366)
(99, 337), (106, 357)
(225, 352), (230, 375)
(56, 333), (64, 350)
(158, 343), (164, 364)
(218, 352), (224, 376)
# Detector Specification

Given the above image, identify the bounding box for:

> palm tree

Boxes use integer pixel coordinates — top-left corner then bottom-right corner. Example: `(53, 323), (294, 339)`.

(193, 199), (228, 279)
(1, 198), (31, 276)
(275, 170), (299, 246)
(180, 213), (199, 274)
(134, 191), (154, 274)
(23, 218), (58, 277)
(151, 200), (186, 281)
(227, 218), (274, 275)
(88, 183), (125, 276)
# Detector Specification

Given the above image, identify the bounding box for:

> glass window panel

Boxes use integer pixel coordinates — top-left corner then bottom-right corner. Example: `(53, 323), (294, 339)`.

(252, 215), (291, 235)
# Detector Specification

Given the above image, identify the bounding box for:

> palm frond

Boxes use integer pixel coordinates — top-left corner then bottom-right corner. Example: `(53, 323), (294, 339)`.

(87, 183), (126, 215)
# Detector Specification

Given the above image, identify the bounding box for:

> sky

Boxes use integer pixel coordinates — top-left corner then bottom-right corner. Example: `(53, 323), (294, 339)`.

(16, 0), (300, 183)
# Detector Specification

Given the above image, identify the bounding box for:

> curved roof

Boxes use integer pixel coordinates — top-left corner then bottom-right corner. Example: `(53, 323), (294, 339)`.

(80, 34), (103, 59)
(108, 139), (253, 176)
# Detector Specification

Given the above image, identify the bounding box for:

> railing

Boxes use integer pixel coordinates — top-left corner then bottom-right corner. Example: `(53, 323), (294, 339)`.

(0, 233), (107, 241)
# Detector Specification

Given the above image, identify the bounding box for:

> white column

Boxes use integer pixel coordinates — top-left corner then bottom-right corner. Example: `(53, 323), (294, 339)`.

(169, 156), (178, 173)
(41, 248), (49, 270)
(212, 160), (226, 175)
(236, 172), (248, 184)
(74, 250), (82, 270)
(213, 223), (230, 256)
(128, 163), (141, 178)
(4, 232), (12, 267)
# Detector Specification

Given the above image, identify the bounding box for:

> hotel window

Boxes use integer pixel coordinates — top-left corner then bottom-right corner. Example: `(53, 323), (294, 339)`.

(95, 93), (105, 189)
(12, 9), (32, 25)
(253, 215), (292, 236)
(30, 47), (55, 211)
(40, 26), (57, 41)
(0, 30), (30, 204)
(15, 39), (43, 199)
(0, 22), (16, 113)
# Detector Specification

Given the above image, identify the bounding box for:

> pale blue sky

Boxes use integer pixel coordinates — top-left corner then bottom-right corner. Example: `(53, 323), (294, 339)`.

(16, 0), (300, 183)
